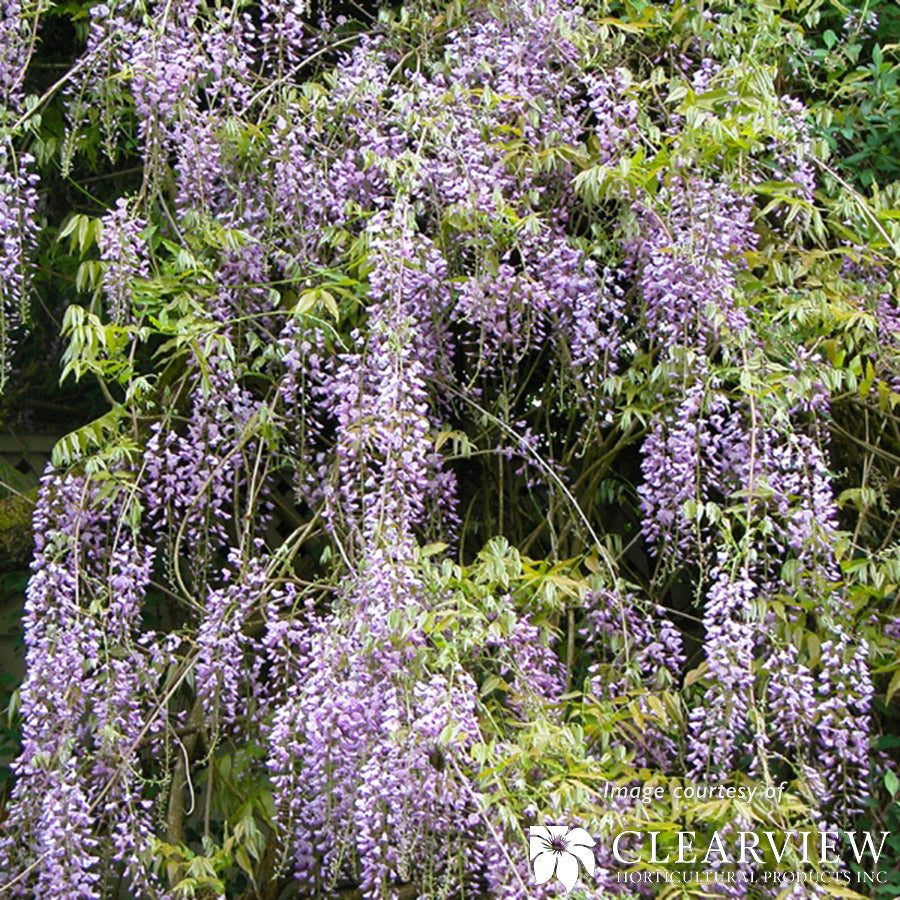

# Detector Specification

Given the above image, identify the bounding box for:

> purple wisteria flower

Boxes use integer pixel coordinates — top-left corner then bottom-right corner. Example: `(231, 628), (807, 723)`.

(98, 197), (149, 323)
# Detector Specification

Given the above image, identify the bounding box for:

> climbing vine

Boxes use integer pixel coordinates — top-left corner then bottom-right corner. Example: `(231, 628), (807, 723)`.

(0, 0), (899, 898)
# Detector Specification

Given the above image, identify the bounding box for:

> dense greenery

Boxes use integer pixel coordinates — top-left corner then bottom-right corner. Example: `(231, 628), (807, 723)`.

(0, 0), (899, 898)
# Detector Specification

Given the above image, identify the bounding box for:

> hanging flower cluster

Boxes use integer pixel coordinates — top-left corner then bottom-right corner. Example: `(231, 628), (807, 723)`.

(0, 146), (38, 392)
(98, 197), (149, 324)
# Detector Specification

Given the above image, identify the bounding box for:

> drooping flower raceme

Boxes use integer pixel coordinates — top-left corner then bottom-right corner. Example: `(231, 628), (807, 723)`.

(0, 471), (169, 898)
(0, 151), (38, 391)
(628, 176), (757, 347)
(98, 197), (149, 324)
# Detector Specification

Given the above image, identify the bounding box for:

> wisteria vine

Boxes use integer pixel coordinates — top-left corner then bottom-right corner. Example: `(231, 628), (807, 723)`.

(0, 0), (898, 898)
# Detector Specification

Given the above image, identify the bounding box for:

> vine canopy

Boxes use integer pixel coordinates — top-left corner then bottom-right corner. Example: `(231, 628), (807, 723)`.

(1, 0), (900, 898)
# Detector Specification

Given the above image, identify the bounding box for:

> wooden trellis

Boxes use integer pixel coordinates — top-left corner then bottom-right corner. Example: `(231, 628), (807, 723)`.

(0, 433), (56, 486)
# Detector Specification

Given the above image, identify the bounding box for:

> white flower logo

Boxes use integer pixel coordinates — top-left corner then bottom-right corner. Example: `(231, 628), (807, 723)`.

(529, 825), (595, 893)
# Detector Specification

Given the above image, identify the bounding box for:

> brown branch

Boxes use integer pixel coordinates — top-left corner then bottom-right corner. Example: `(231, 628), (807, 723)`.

(165, 697), (205, 852)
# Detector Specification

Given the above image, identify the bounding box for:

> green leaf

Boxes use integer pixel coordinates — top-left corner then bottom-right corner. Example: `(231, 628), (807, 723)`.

(887, 670), (900, 706)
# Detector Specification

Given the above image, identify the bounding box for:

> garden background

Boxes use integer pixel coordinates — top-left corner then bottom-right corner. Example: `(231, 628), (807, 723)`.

(0, 0), (899, 897)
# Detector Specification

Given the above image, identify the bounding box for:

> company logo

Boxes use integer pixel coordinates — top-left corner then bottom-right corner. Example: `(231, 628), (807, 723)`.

(529, 825), (595, 893)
